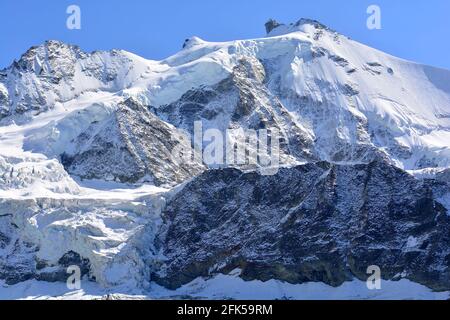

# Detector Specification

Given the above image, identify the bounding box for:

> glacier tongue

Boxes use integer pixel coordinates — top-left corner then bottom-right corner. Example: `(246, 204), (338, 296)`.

(0, 185), (168, 289)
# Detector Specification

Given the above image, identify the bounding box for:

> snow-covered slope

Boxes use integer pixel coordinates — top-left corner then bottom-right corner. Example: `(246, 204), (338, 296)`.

(159, 18), (450, 170)
(2, 19), (450, 172)
(1, 18), (450, 299)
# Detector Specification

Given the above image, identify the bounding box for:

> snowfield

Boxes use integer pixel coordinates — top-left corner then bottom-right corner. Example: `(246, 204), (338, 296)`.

(1, 18), (450, 299)
(1, 272), (448, 300)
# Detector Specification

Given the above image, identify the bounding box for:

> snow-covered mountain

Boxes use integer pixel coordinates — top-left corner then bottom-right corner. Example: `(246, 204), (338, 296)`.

(1, 18), (450, 299)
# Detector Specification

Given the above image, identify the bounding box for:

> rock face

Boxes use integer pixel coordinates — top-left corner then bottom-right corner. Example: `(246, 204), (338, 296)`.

(155, 160), (450, 291)
(61, 98), (205, 186)
(0, 83), (9, 118)
(0, 213), (37, 285)
(155, 57), (316, 165)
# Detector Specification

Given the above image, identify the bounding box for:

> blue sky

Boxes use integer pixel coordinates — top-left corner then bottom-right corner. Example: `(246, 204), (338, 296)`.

(1, 0), (449, 69)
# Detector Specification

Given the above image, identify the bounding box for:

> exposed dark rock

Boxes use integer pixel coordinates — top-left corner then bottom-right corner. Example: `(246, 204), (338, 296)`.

(61, 98), (205, 186)
(367, 62), (383, 67)
(328, 54), (349, 67)
(0, 238), (38, 285)
(155, 160), (450, 291)
(341, 83), (359, 96)
(0, 232), (10, 249)
(0, 86), (10, 119)
(155, 58), (317, 165)
(295, 18), (330, 31)
(265, 19), (282, 34)
(36, 251), (91, 283)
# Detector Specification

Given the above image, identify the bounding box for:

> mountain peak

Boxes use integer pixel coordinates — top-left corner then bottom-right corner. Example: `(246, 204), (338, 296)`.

(11, 40), (84, 73)
(264, 19), (283, 34)
(22, 40), (80, 58)
(265, 18), (334, 37)
(182, 36), (206, 49)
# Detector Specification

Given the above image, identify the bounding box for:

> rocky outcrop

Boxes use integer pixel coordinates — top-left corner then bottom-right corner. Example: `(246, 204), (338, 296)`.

(155, 160), (450, 291)
(0, 82), (9, 118)
(61, 98), (205, 186)
(36, 251), (91, 283)
(155, 57), (317, 165)
(0, 213), (37, 285)
(265, 19), (282, 34)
